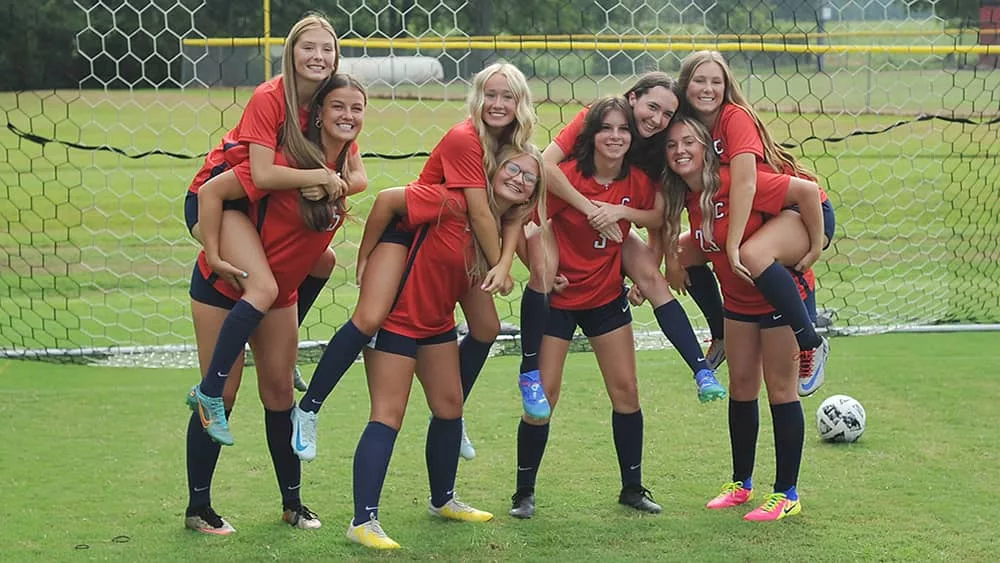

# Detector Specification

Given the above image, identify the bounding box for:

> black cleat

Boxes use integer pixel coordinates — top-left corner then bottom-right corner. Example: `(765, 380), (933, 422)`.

(619, 484), (662, 514)
(509, 489), (536, 519)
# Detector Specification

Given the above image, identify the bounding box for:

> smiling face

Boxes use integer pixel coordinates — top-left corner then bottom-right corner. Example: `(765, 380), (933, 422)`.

(319, 85), (366, 145)
(685, 61), (726, 119)
(293, 27), (338, 85)
(628, 85), (678, 139)
(593, 108), (632, 162)
(481, 72), (517, 130)
(494, 152), (539, 206)
(665, 121), (707, 178)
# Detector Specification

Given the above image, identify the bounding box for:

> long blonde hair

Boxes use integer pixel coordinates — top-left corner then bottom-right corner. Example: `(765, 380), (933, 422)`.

(661, 116), (722, 261)
(466, 63), (536, 181)
(678, 50), (814, 179)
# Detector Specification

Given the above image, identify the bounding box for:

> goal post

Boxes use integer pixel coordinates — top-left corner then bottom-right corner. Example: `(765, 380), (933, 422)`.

(2, 0), (998, 361)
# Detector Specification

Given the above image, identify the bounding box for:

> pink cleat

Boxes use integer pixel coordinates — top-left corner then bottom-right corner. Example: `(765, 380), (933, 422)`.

(743, 492), (801, 521)
(706, 481), (753, 509)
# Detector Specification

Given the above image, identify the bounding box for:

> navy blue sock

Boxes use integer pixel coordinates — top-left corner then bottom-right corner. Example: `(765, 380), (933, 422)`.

(459, 336), (493, 402)
(200, 299), (264, 397)
(519, 288), (549, 374)
(770, 401), (805, 494)
(185, 409), (227, 511)
(353, 421), (398, 524)
(653, 301), (711, 373)
(301, 320), (372, 413)
(729, 399), (759, 485)
(427, 416), (463, 507)
(685, 265), (725, 340)
(754, 261), (821, 351)
(296, 275), (328, 327)
(264, 408), (302, 510)
(515, 420), (550, 491)
(612, 409), (644, 487)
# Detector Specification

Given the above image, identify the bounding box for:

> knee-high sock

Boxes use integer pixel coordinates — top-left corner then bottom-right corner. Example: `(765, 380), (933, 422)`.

(653, 301), (711, 373)
(771, 401), (805, 493)
(186, 409), (227, 510)
(200, 300), (264, 397)
(729, 399), (759, 486)
(352, 421), (398, 524)
(296, 275), (328, 327)
(300, 320), (372, 413)
(612, 409), (644, 487)
(519, 288), (549, 374)
(685, 265), (725, 341)
(754, 261), (821, 351)
(459, 336), (493, 402)
(265, 407), (302, 509)
(515, 420), (550, 492)
(427, 416), (463, 507)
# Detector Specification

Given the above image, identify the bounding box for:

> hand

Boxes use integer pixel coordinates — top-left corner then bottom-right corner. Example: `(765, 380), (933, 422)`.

(727, 247), (754, 285)
(355, 256), (367, 287)
(480, 263), (512, 294)
(206, 254), (248, 291)
(551, 273), (569, 293)
(300, 185), (326, 201)
(665, 262), (690, 295)
(795, 247), (822, 273)
(499, 275), (515, 296)
(587, 201), (628, 233)
(586, 201), (624, 243)
(627, 284), (646, 306)
(324, 170), (347, 199)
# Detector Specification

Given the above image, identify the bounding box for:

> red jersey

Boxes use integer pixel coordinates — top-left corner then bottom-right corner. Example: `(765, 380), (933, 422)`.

(195, 148), (351, 309)
(417, 119), (488, 191)
(187, 76), (309, 194)
(548, 161), (656, 310)
(552, 106), (589, 155)
(685, 167), (813, 314)
(381, 184), (474, 338)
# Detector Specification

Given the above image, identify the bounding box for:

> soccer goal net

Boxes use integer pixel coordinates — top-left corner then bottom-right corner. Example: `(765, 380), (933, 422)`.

(2, 0), (998, 362)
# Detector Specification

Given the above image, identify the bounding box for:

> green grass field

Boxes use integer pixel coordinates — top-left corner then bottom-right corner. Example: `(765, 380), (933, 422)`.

(2, 64), (999, 352)
(1, 332), (998, 561)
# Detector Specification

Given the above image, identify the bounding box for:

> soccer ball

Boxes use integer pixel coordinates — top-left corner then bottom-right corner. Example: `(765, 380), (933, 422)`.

(816, 395), (866, 443)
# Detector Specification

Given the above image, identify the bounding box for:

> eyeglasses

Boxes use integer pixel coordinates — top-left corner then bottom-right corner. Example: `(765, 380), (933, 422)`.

(503, 161), (539, 185)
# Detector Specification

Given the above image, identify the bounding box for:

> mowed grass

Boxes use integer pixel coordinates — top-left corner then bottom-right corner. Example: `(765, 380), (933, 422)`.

(0, 332), (997, 561)
(2, 67), (999, 351)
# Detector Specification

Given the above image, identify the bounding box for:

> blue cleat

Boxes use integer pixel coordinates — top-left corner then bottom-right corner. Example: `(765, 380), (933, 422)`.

(518, 370), (551, 419)
(694, 369), (727, 403)
(187, 384), (234, 446)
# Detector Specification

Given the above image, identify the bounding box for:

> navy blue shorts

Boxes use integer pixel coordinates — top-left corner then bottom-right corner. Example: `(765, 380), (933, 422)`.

(188, 263), (238, 310)
(545, 289), (632, 341)
(184, 190), (250, 236)
(723, 308), (792, 328)
(785, 199), (836, 250)
(366, 327), (458, 359)
(378, 215), (416, 247)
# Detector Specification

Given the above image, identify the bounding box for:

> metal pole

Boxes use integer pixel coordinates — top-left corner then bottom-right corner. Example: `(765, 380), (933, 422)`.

(263, 0), (272, 80)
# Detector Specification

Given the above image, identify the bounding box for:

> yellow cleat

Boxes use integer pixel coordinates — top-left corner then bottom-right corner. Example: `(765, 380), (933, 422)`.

(429, 497), (494, 522)
(346, 518), (401, 550)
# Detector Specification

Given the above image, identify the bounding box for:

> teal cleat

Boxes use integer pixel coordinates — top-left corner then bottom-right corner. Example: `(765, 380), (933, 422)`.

(694, 369), (727, 403)
(518, 370), (551, 419)
(187, 384), (234, 446)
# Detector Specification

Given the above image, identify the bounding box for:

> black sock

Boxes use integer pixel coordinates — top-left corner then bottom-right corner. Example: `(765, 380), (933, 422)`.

(264, 408), (302, 510)
(353, 421), (398, 525)
(459, 336), (493, 402)
(612, 409), (644, 487)
(427, 416), (462, 507)
(729, 399), (759, 485)
(519, 288), (549, 374)
(685, 265), (725, 341)
(200, 299), (264, 397)
(186, 409), (225, 511)
(754, 261), (821, 351)
(301, 320), (372, 413)
(771, 401), (805, 493)
(515, 420), (550, 491)
(653, 301), (711, 373)
(296, 275), (329, 326)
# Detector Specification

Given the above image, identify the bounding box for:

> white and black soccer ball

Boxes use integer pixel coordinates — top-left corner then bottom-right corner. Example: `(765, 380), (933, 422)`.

(816, 395), (866, 443)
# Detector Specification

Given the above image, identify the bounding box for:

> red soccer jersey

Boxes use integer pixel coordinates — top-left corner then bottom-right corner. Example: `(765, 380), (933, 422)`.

(416, 119), (488, 190)
(547, 161), (656, 310)
(195, 148), (352, 309)
(187, 76), (309, 194)
(381, 184), (474, 338)
(552, 106), (589, 155)
(685, 167), (813, 314)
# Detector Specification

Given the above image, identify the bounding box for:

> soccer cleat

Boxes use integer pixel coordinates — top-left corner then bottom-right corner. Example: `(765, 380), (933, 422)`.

(459, 418), (476, 461)
(798, 336), (830, 397)
(282, 504), (322, 529)
(509, 489), (536, 519)
(429, 497), (494, 522)
(346, 518), (401, 550)
(694, 369), (727, 403)
(187, 384), (233, 446)
(705, 338), (726, 369)
(184, 505), (236, 535)
(706, 481), (754, 509)
(292, 366), (308, 392)
(618, 484), (662, 514)
(743, 492), (801, 521)
(290, 405), (318, 462)
(518, 370), (551, 419)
